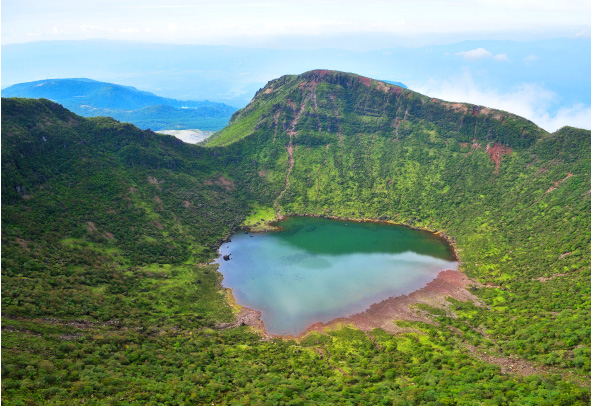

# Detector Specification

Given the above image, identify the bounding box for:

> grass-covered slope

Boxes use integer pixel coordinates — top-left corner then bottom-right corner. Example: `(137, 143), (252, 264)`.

(1, 97), (254, 328)
(213, 70), (591, 373)
(206, 70), (542, 147)
(2, 69), (591, 405)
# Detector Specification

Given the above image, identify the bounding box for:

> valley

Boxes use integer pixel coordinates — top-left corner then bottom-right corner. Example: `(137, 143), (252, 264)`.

(2, 70), (590, 404)
(2, 78), (237, 132)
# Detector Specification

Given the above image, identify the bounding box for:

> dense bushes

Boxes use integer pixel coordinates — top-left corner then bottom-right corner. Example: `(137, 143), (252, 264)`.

(2, 71), (590, 404)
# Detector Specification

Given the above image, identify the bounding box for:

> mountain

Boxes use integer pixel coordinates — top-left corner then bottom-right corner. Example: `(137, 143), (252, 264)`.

(1, 78), (237, 131)
(382, 80), (407, 88)
(2, 71), (590, 404)
(3, 38), (590, 117)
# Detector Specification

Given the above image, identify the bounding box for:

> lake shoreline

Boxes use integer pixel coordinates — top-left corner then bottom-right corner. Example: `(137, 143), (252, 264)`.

(216, 214), (475, 339)
(250, 213), (459, 261)
(220, 268), (481, 340)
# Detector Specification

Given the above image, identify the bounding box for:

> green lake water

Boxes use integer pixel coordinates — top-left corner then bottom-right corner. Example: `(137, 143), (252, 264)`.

(216, 217), (457, 335)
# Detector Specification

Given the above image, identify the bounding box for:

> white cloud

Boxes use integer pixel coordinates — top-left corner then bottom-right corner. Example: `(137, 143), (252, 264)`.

(80, 25), (102, 33)
(575, 25), (591, 37)
(119, 28), (140, 34)
(456, 49), (509, 62)
(456, 48), (492, 60)
(523, 54), (539, 62)
(535, 104), (591, 132)
(414, 72), (591, 132)
(493, 53), (509, 61)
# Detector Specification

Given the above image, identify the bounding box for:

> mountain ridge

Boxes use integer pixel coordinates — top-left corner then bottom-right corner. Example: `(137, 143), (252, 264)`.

(2, 78), (237, 131)
(2, 70), (591, 403)
(207, 69), (545, 148)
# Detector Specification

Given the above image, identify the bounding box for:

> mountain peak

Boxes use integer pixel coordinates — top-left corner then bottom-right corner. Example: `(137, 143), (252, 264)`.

(256, 70), (406, 100)
(208, 70), (544, 148)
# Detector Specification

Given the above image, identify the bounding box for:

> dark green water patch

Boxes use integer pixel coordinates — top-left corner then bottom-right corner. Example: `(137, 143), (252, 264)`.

(217, 217), (457, 335)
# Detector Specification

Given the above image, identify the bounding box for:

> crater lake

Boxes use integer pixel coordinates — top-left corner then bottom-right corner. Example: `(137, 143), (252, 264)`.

(216, 217), (458, 335)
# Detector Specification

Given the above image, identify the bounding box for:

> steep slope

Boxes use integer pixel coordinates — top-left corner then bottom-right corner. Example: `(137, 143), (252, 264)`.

(211, 69), (591, 372)
(2, 70), (591, 404)
(2, 78), (237, 131)
(1, 97), (263, 328)
(207, 70), (543, 147)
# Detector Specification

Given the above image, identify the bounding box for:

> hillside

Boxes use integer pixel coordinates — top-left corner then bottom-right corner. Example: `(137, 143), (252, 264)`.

(2, 71), (591, 404)
(2, 78), (237, 131)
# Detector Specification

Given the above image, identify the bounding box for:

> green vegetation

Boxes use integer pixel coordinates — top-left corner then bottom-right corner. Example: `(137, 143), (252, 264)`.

(241, 204), (279, 232)
(2, 70), (591, 404)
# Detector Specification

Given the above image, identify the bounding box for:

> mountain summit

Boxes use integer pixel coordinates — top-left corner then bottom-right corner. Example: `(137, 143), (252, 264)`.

(207, 69), (543, 148)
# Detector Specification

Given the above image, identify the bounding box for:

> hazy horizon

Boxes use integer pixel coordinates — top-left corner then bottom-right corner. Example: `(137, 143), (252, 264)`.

(2, 0), (590, 131)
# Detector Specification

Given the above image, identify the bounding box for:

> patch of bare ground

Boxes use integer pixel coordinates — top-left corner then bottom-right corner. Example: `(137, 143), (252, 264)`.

(2, 316), (122, 330)
(450, 326), (591, 387)
(533, 268), (582, 282)
(272, 110), (280, 143)
(358, 76), (371, 87)
(217, 307), (267, 335)
(204, 176), (235, 191)
(392, 118), (401, 139)
(478, 107), (492, 116)
(439, 102), (470, 114)
(2, 324), (44, 337)
(536, 274), (567, 282)
(303, 270), (483, 335)
(545, 173), (574, 194)
(274, 92), (310, 217)
(329, 94), (344, 144)
(15, 238), (30, 252)
(147, 176), (162, 190)
(376, 81), (390, 93)
(486, 143), (512, 173)
(216, 176), (235, 191)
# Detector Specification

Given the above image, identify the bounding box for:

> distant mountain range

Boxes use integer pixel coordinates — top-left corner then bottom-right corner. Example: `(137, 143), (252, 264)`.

(2, 38), (589, 113)
(1, 78), (237, 131)
(382, 80), (407, 88)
